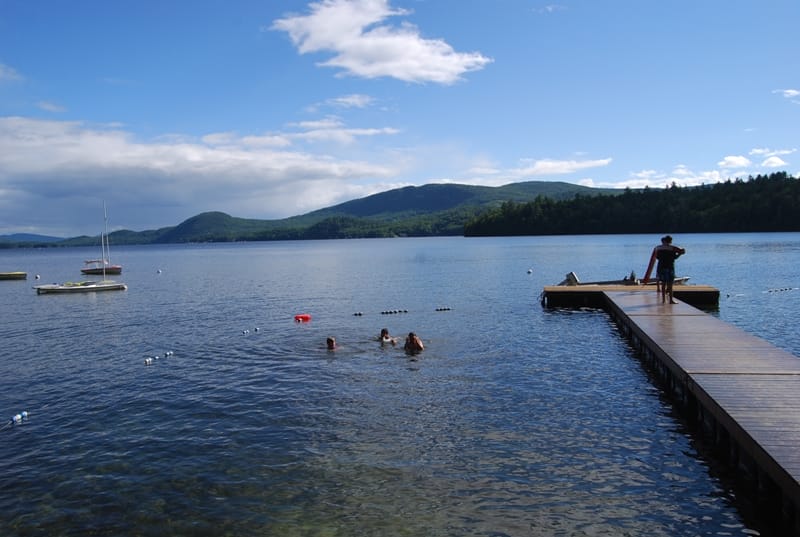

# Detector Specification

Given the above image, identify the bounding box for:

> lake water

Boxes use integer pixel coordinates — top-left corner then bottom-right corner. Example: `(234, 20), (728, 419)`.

(1, 233), (798, 536)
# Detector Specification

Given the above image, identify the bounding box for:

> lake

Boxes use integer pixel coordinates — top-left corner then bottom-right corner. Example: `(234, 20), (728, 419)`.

(1, 233), (798, 536)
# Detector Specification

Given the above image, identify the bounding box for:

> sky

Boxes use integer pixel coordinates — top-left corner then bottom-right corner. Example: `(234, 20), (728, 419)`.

(1, 0), (798, 237)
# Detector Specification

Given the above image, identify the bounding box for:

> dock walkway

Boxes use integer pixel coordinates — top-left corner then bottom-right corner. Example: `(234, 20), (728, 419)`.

(602, 290), (800, 533)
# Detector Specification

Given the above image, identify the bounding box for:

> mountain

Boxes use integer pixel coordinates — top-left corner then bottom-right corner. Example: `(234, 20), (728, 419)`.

(6, 180), (618, 246)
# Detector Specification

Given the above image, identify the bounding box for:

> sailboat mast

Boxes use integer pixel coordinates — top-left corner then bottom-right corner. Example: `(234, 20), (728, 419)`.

(102, 202), (108, 280)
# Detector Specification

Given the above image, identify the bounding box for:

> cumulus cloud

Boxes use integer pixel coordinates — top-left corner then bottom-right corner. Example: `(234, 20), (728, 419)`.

(761, 156), (786, 168)
(773, 88), (800, 99)
(271, 0), (492, 84)
(0, 116), (403, 235)
(718, 155), (751, 168)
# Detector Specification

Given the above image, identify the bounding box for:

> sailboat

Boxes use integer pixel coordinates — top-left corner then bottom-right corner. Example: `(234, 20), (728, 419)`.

(34, 204), (127, 295)
(81, 206), (122, 275)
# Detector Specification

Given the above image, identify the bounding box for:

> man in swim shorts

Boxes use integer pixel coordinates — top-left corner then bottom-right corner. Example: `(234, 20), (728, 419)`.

(653, 235), (686, 304)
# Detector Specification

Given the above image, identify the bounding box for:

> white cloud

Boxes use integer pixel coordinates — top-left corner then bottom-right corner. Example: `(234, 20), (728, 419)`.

(631, 169), (660, 180)
(328, 93), (374, 108)
(762, 156), (786, 168)
(537, 5), (567, 14)
(446, 157), (612, 188)
(718, 155), (751, 168)
(509, 157), (613, 178)
(37, 101), (66, 113)
(603, 168), (726, 191)
(0, 63), (23, 82)
(0, 116), (404, 235)
(240, 134), (293, 148)
(773, 88), (800, 99)
(750, 147), (796, 157)
(272, 0), (492, 84)
(282, 116), (400, 144)
(292, 117), (345, 130)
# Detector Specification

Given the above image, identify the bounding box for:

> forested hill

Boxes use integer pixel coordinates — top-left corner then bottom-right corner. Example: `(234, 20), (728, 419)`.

(463, 172), (799, 236)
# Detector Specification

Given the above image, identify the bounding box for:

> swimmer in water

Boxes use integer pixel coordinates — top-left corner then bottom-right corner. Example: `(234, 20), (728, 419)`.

(379, 328), (397, 346)
(404, 332), (424, 354)
(326, 337), (337, 350)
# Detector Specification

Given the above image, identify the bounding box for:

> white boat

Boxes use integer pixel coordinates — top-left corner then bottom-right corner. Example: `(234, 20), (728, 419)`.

(34, 280), (127, 294)
(556, 271), (689, 286)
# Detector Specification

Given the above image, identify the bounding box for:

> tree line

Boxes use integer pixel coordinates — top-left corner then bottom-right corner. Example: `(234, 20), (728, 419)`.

(463, 172), (800, 236)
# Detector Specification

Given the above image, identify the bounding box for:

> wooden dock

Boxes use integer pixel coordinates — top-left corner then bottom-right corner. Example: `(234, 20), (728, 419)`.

(565, 289), (800, 533)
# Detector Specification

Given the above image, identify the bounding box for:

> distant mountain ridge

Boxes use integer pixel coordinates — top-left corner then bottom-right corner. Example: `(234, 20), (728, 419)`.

(1, 180), (616, 246)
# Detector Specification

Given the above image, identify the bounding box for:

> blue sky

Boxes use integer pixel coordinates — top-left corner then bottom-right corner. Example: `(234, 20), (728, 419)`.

(1, 0), (798, 237)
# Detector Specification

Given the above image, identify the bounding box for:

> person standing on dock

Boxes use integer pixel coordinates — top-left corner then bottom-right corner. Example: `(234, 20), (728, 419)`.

(648, 235), (686, 304)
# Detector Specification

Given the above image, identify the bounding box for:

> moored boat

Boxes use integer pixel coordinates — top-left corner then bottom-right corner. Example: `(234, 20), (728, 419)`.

(556, 271), (689, 286)
(81, 260), (122, 275)
(34, 280), (127, 294)
(81, 203), (122, 275)
(0, 271), (27, 280)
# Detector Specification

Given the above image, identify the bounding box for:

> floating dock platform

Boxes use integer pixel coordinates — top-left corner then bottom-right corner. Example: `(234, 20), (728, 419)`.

(544, 287), (800, 533)
(541, 283), (720, 309)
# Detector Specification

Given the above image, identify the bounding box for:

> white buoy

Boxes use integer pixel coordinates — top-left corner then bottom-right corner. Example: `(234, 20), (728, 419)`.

(144, 357), (153, 366)
(527, 269), (533, 274)
(35, 274), (41, 279)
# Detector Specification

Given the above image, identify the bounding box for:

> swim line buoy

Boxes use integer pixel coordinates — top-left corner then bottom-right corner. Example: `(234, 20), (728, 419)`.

(294, 313), (312, 323)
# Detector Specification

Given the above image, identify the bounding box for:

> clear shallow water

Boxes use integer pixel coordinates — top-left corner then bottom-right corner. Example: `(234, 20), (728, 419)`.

(1, 233), (798, 536)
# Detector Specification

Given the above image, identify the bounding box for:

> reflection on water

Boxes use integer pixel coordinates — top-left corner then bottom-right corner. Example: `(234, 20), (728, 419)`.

(2, 234), (798, 536)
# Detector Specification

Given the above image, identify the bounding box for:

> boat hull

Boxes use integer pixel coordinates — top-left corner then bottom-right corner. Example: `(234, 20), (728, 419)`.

(80, 266), (122, 275)
(556, 271), (689, 287)
(34, 281), (127, 294)
(0, 271), (27, 280)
